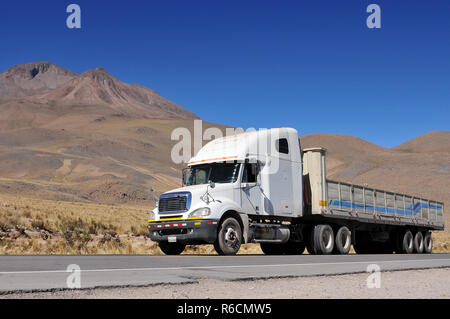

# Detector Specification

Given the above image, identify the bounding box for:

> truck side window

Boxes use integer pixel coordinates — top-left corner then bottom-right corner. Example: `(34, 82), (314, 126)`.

(276, 138), (289, 154)
(242, 163), (257, 183)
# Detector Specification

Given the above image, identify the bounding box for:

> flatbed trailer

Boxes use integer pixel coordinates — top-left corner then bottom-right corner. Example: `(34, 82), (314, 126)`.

(303, 147), (444, 230)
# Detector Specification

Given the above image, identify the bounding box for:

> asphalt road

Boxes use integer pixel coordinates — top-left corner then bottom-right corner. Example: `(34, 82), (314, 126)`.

(1, 254), (449, 294)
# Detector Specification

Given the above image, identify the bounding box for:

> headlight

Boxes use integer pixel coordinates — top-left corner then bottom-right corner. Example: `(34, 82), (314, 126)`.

(188, 207), (211, 217)
(149, 211), (156, 220)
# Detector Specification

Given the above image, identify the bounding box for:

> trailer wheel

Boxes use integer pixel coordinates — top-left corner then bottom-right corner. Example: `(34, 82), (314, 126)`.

(158, 241), (186, 255)
(423, 231), (433, 254)
(214, 217), (242, 255)
(413, 232), (424, 254)
(397, 230), (414, 254)
(312, 224), (334, 255)
(333, 226), (351, 255)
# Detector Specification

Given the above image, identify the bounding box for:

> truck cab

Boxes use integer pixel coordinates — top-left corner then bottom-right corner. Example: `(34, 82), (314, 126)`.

(148, 128), (303, 255)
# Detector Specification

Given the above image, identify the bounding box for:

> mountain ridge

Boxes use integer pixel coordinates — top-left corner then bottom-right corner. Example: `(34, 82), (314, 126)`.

(0, 62), (197, 120)
(0, 62), (77, 99)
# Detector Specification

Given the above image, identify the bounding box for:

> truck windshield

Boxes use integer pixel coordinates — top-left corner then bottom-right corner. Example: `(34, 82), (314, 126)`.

(185, 163), (240, 186)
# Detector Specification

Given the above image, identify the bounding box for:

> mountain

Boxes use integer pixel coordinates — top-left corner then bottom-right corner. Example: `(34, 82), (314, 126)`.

(0, 62), (76, 99)
(0, 62), (204, 205)
(393, 131), (450, 153)
(33, 67), (197, 119)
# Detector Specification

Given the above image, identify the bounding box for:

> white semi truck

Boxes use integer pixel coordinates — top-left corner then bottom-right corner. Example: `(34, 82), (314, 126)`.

(148, 128), (444, 255)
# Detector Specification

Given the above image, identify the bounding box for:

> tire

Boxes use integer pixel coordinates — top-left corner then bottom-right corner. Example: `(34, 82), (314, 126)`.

(214, 217), (242, 255)
(423, 231), (433, 254)
(312, 224), (334, 255)
(413, 232), (424, 254)
(396, 230), (414, 254)
(158, 241), (186, 255)
(333, 226), (351, 255)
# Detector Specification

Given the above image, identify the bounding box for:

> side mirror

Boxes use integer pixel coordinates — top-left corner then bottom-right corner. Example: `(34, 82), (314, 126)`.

(182, 168), (188, 186)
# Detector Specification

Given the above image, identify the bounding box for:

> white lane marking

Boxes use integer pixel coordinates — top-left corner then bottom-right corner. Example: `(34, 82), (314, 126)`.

(0, 258), (449, 275)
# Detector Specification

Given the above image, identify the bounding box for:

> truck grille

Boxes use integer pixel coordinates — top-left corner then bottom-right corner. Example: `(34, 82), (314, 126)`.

(158, 192), (191, 213)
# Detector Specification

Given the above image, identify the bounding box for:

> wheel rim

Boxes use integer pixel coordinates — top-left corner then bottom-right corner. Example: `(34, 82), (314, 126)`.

(408, 235), (413, 249)
(418, 235), (424, 252)
(341, 231), (350, 250)
(322, 229), (333, 250)
(405, 233), (413, 251)
(224, 225), (239, 249)
(425, 236), (432, 251)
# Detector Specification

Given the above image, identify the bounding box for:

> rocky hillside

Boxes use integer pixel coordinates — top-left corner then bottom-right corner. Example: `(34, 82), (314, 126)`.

(0, 62), (76, 99)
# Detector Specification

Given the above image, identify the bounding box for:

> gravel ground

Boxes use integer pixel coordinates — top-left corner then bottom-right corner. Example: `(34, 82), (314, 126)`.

(3, 268), (450, 299)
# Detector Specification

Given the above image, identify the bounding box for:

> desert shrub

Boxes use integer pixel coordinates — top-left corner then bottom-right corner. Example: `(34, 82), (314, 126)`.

(88, 220), (107, 235)
(22, 209), (32, 219)
(31, 218), (45, 229)
(59, 217), (91, 248)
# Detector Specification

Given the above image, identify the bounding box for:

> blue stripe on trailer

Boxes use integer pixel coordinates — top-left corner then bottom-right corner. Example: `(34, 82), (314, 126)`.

(329, 200), (441, 216)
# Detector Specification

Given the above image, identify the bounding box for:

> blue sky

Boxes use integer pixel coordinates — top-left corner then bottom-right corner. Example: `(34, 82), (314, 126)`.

(1, 0), (449, 148)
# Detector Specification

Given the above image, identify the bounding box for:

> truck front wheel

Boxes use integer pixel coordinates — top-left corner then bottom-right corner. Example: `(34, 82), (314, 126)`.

(214, 217), (242, 255)
(158, 241), (186, 255)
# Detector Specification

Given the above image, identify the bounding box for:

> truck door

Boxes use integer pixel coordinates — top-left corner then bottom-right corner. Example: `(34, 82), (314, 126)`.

(240, 163), (263, 215)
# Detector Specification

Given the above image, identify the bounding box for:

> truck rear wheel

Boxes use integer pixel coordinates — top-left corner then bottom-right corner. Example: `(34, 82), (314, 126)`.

(312, 224), (334, 255)
(423, 231), (433, 254)
(396, 230), (414, 254)
(333, 226), (351, 255)
(214, 217), (242, 255)
(158, 241), (186, 255)
(413, 232), (424, 254)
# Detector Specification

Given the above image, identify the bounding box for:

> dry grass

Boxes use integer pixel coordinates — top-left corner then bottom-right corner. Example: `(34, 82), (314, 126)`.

(433, 232), (450, 253)
(0, 194), (262, 255)
(0, 194), (447, 255)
